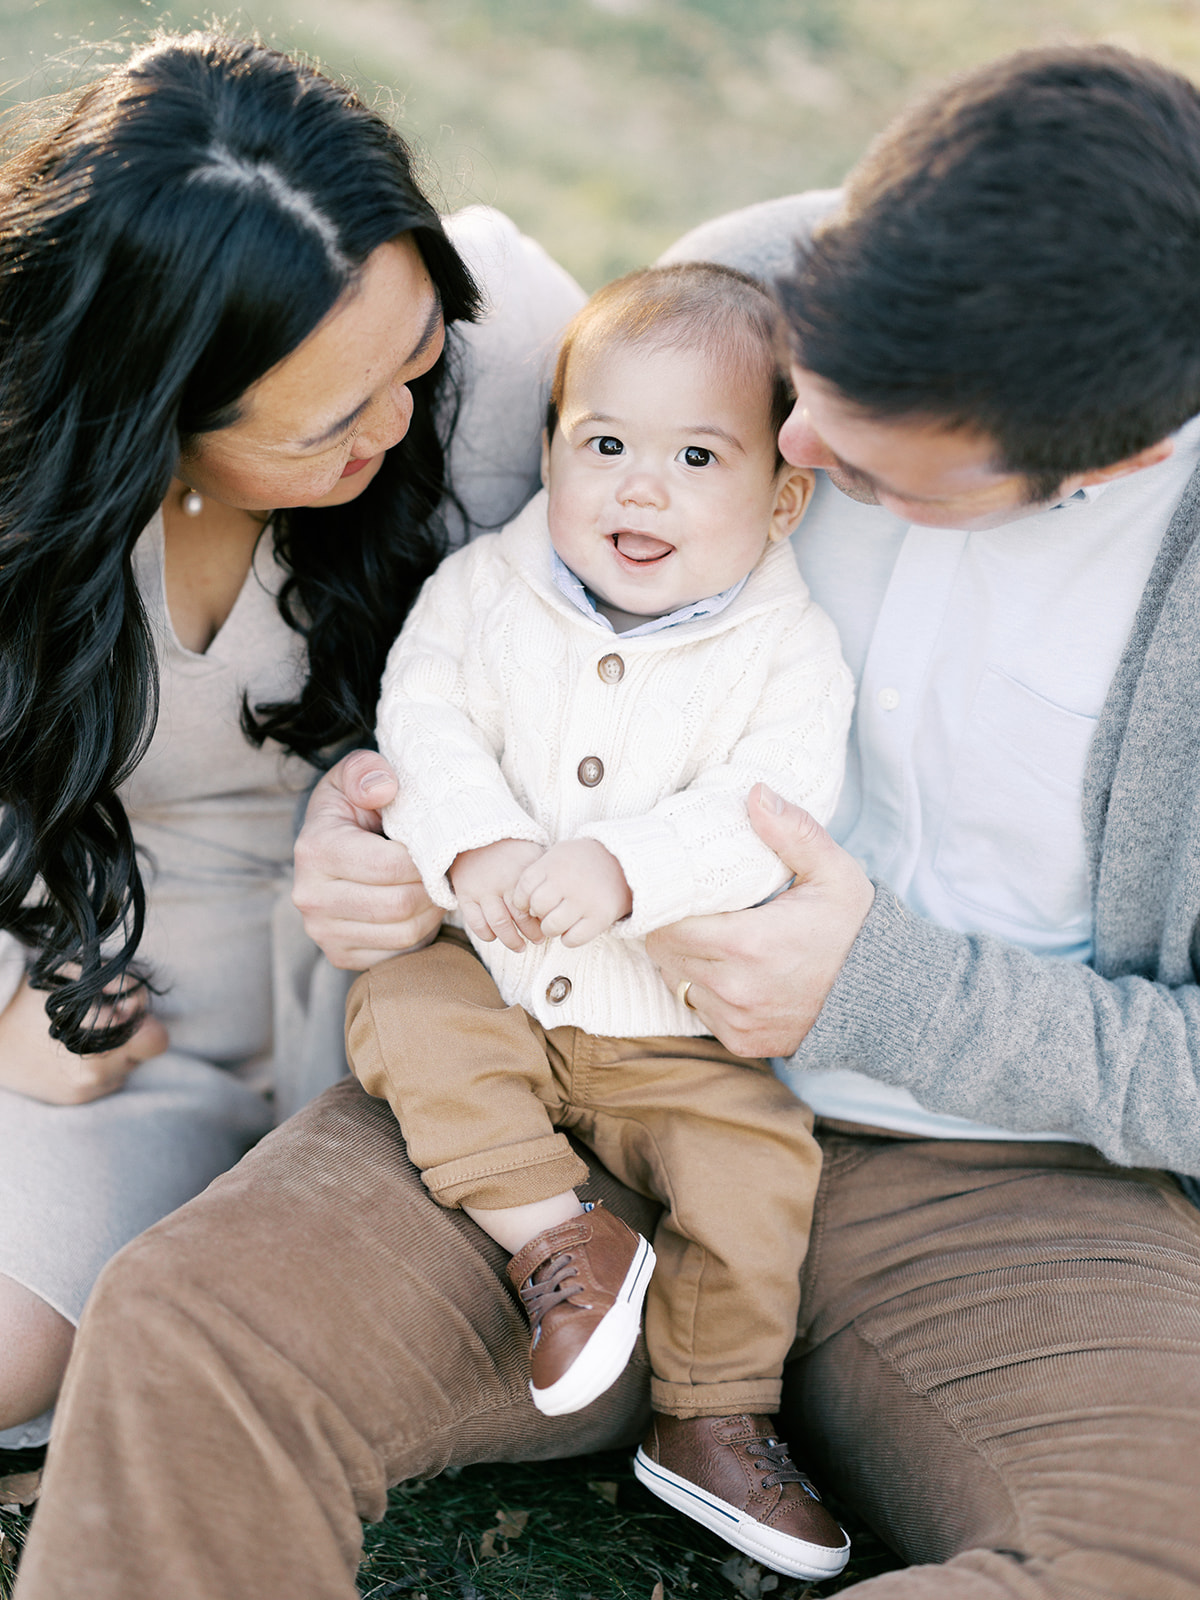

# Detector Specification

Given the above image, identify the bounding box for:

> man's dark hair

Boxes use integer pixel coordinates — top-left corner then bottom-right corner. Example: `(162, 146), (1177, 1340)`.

(776, 46), (1200, 495)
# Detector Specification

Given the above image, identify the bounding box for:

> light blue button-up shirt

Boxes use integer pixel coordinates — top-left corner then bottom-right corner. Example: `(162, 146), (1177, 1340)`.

(550, 550), (748, 635)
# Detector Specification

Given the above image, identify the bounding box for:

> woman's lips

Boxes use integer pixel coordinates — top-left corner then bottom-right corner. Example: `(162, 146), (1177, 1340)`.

(341, 454), (375, 478)
(612, 530), (673, 564)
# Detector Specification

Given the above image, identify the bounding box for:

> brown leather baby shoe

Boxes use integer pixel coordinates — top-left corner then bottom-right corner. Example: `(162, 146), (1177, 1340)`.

(506, 1201), (655, 1417)
(635, 1412), (850, 1579)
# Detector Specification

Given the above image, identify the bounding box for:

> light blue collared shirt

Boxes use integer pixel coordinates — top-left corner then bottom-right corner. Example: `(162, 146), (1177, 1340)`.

(550, 551), (748, 636)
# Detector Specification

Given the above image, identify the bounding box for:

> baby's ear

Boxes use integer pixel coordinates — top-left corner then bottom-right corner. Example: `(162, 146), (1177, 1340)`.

(768, 466), (816, 541)
(540, 428), (552, 489)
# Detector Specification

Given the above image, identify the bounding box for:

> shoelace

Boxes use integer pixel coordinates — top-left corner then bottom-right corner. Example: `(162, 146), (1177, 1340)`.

(519, 1250), (591, 1330)
(744, 1434), (822, 1500)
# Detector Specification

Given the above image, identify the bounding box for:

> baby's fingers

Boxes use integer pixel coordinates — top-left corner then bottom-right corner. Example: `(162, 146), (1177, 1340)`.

(523, 875), (568, 922)
(507, 900), (545, 944)
(459, 897), (498, 945)
(479, 894), (526, 953)
(537, 899), (587, 942)
(510, 861), (546, 914)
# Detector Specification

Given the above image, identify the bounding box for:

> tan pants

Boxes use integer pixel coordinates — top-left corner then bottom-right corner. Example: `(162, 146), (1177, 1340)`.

(16, 1079), (1200, 1600)
(345, 932), (822, 1417)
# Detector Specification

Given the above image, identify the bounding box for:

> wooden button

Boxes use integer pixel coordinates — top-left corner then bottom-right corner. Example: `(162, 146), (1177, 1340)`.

(577, 756), (604, 787)
(546, 975), (572, 1005)
(597, 653), (625, 684)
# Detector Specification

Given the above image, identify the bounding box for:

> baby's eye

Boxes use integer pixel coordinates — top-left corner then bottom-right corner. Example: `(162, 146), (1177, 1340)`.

(680, 446), (714, 467)
(588, 435), (624, 457)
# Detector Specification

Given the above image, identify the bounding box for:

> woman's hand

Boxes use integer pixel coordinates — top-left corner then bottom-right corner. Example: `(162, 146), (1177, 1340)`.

(292, 750), (443, 969)
(0, 975), (168, 1105)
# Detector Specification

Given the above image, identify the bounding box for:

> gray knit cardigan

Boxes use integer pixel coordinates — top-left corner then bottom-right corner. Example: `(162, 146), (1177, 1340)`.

(791, 463), (1200, 1175)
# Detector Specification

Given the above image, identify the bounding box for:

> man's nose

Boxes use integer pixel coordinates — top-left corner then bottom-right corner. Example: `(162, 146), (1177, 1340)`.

(778, 399), (837, 470)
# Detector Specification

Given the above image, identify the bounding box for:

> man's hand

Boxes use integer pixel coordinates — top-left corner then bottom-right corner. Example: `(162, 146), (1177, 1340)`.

(450, 839), (547, 952)
(512, 839), (633, 948)
(292, 750), (442, 970)
(0, 975), (168, 1105)
(646, 784), (875, 1058)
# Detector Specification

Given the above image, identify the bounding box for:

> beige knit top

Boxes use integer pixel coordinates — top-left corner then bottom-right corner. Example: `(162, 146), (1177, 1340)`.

(0, 206), (586, 1116)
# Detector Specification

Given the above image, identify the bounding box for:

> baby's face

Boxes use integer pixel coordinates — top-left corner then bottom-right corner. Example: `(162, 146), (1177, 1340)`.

(543, 340), (812, 619)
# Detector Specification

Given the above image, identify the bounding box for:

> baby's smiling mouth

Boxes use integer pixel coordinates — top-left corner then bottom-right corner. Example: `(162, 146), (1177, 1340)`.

(612, 530), (673, 563)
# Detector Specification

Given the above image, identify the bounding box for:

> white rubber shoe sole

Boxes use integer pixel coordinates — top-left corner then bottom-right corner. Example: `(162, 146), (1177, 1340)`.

(529, 1235), (656, 1417)
(633, 1447), (850, 1580)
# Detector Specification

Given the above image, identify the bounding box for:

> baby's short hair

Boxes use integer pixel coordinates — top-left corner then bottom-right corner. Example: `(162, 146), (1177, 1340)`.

(548, 261), (792, 446)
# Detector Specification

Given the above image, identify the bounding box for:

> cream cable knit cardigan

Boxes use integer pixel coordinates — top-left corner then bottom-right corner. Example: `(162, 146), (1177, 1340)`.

(378, 491), (854, 1037)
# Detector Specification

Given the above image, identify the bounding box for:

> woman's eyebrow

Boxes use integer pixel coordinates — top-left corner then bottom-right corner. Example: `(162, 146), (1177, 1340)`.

(300, 399), (370, 451)
(406, 294), (444, 366)
(298, 294), (444, 450)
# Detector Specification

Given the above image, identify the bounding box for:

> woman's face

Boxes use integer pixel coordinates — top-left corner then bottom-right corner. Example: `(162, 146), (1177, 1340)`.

(181, 232), (445, 512)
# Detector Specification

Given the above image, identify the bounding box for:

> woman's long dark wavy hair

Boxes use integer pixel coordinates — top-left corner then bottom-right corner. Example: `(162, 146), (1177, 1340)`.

(0, 33), (481, 1052)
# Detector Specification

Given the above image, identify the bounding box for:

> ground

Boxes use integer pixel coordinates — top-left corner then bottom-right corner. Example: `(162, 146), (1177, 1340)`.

(1, 1445), (902, 1599)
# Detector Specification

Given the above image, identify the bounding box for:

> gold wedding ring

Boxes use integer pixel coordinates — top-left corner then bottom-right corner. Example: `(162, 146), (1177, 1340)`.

(676, 978), (695, 1010)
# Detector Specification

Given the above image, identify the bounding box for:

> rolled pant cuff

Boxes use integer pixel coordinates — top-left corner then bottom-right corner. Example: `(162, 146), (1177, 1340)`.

(423, 1134), (590, 1211)
(650, 1377), (783, 1419)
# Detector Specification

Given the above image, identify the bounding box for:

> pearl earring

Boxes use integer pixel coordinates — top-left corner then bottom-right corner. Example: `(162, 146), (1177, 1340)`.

(181, 487), (204, 517)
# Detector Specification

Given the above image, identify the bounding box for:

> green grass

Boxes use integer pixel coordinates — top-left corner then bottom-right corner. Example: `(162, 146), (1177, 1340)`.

(2, 1448), (901, 1599)
(0, 1505), (26, 1600)
(357, 1450), (901, 1600)
(6, 0), (1200, 288)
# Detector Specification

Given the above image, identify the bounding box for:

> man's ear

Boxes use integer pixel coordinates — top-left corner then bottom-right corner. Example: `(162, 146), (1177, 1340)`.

(768, 466), (816, 541)
(540, 428), (552, 489)
(1061, 436), (1175, 496)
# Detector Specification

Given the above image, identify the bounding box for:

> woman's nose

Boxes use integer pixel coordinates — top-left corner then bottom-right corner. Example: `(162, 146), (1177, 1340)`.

(778, 399), (836, 470)
(352, 382), (415, 457)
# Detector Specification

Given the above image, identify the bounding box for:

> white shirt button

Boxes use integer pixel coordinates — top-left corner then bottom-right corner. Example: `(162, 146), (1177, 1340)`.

(877, 687), (901, 711)
(546, 976), (572, 1005)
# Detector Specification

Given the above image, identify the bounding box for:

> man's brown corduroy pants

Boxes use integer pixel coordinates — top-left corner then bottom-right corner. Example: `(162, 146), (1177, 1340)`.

(16, 1076), (1200, 1600)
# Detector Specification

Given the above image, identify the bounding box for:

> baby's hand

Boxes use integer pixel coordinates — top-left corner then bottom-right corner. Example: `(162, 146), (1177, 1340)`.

(450, 839), (547, 952)
(511, 840), (632, 948)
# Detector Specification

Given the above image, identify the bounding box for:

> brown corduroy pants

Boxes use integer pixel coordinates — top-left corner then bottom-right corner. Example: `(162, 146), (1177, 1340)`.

(16, 1079), (1200, 1600)
(345, 933), (822, 1417)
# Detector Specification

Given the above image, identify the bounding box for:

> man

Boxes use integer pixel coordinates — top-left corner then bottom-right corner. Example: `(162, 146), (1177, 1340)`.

(16, 44), (1200, 1600)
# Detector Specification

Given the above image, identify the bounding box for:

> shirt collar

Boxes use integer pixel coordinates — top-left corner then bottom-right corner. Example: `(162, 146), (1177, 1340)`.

(1048, 411), (1200, 512)
(550, 551), (749, 636)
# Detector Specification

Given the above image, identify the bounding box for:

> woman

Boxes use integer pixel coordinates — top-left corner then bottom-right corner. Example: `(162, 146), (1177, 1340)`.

(0, 30), (584, 1448)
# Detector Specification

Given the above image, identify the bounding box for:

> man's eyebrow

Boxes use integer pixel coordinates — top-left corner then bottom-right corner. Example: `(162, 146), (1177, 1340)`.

(297, 294), (443, 450)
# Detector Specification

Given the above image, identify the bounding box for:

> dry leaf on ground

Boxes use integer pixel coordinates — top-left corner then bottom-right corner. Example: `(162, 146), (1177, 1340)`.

(720, 1553), (779, 1598)
(479, 1505), (530, 1558)
(650, 1581), (665, 1600)
(495, 1508), (528, 1540)
(0, 1473), (39, 1507)
(588, 1479), (620, 1505)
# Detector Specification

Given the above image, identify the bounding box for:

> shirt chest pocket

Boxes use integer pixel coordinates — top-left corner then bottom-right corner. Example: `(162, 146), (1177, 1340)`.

(931, 667), (1097, 940)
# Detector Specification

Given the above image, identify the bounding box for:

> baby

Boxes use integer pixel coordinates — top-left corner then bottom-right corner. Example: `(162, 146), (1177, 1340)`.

(347, 263), (854, 1579)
